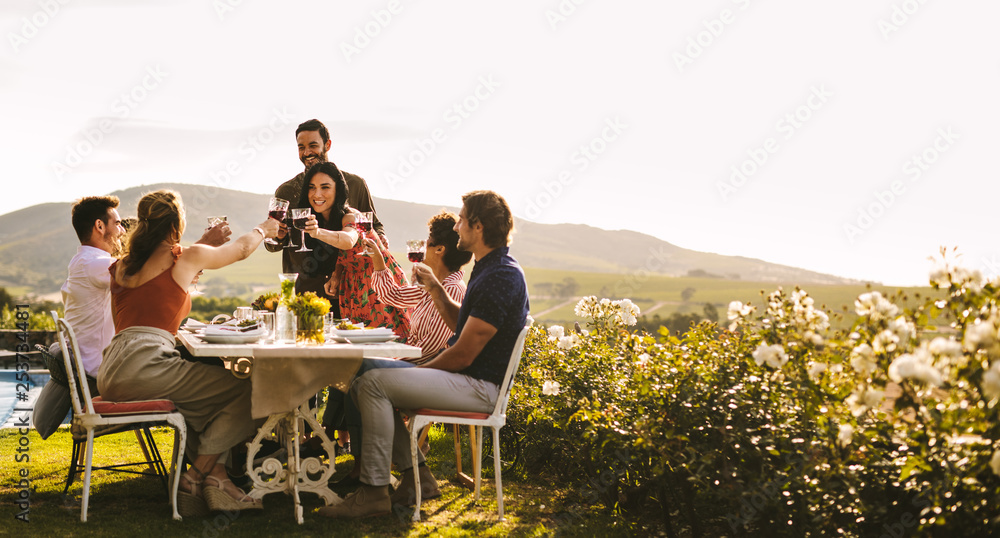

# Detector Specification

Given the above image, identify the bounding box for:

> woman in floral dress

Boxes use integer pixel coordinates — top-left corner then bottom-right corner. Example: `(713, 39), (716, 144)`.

(300, 161), (410, 338)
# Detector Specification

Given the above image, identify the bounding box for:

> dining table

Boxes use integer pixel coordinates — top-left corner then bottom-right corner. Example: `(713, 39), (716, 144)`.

(176, 329), (421, 524)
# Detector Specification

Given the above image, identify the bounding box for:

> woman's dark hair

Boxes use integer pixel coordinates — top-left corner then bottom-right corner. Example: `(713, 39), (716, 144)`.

(299, 161), (349, 231)
(296, 162), (350, 276)
(428, 211), (472, 272)
(121, 190), (185, 276)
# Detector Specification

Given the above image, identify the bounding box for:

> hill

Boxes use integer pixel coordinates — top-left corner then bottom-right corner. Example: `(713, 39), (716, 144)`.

(0, 182), (860, 296)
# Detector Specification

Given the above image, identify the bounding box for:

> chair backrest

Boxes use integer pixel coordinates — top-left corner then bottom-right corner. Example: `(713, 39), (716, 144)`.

(52, 311), (97, 417)
(491, 325), (530, 418)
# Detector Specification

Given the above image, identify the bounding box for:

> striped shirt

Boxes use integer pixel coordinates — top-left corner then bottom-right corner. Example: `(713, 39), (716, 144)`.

(370, 269), (466, 364)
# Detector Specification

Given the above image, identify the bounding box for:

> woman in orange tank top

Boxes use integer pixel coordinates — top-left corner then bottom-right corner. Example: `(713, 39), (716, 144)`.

(98, 189), (279, 517)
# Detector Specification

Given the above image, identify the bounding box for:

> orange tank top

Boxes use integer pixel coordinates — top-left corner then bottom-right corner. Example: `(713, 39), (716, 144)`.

(110, 258), (191, 335)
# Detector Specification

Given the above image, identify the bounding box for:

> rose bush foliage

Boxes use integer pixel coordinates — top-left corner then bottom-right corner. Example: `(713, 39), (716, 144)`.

(507, 253), (1000, 536)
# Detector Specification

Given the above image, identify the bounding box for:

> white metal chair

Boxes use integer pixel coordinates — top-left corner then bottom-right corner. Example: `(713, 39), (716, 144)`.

(407, 325), (530, 521)
(53, 312), (188, 521)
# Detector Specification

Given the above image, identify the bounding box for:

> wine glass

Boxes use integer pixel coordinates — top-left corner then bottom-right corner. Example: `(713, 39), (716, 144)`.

(207, 215), (227, 227)
(406, 240), (426, 263)
(265, 198), (289, 247)
(290, 207), (312, 253)
(189, 270), (205, 296)
(407, 240), (427, 288)
(355, 212), (373, 255)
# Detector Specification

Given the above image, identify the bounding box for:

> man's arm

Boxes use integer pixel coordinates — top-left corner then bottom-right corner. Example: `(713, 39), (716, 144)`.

(418, 316), (496, 372)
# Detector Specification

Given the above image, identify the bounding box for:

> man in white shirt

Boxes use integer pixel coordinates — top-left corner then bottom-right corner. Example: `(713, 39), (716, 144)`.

(62, 196), (127, 381)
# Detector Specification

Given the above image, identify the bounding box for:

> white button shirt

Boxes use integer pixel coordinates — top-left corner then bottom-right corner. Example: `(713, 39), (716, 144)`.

(60, 245), (115, 377)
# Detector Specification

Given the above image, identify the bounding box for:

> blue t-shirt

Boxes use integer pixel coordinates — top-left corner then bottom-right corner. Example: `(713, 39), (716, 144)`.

(449, 246), (529, 386)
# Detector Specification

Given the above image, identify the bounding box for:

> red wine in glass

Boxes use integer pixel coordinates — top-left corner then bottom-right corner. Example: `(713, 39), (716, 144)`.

(408, 251), (424, 263)
(266, 197), (290, 247)
(284, 217), (299, 248)
(289, 208), (313, 252)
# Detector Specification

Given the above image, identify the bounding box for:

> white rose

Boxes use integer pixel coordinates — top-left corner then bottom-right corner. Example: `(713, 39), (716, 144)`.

(752, 343), (788, 369)
(542, 380), (561, 396)
(727, 301), (744, 321)
(557, 334), (581, 350)
(888, 316), (916, 343)
(964, 321), (999, 352)
(850, 344), (877, 376)
(928, 337), (962, 359)
(837, 424), (854, 448)
(981, 362), (1000, 401)
(872, 330), (899, 353)
(574, 296), (596, 318)
(888, 353), (943, 387)
(637, 353), (651, 368)
(547, 324), (565, 341)
(805, 331), (825, 346)
(807, 361), (827, 380)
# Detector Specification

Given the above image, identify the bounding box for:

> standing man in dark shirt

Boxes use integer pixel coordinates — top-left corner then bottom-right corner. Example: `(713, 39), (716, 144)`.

(265, 118), (386, 314)
(319, 190), (529, 519)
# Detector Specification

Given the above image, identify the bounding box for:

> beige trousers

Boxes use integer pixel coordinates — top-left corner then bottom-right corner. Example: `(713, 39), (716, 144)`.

(98, 326), (253, 463)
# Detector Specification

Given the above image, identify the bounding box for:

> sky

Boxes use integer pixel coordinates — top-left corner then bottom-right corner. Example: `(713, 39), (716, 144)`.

(2, 0), (999, 286)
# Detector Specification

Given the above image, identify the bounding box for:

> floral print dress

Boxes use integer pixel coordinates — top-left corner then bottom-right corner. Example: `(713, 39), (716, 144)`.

(335, 229), (411, 338)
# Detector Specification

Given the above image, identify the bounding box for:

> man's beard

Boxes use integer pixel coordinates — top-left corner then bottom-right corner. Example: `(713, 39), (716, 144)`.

(107, 231), (124, 257)
(302, 150), (329, 169)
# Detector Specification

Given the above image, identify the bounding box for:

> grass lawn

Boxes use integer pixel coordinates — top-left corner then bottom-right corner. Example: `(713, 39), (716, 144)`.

(0, 425), (628, 537)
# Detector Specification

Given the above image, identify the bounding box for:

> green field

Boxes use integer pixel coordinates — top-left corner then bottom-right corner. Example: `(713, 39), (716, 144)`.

(199, 249), (938, 330)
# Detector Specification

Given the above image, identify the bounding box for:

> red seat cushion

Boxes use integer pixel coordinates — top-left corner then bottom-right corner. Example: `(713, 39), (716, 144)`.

(413, 408), (490, 420)
(92, 396), (177, 416)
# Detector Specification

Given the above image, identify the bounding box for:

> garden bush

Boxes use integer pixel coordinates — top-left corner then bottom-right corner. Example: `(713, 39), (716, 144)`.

(508, 250), (1000, 536)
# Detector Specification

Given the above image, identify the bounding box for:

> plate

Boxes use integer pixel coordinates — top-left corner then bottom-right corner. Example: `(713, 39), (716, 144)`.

(330, 328), (394, 337)
(329, 333), (398, 344)
(199, 329), (265, 344)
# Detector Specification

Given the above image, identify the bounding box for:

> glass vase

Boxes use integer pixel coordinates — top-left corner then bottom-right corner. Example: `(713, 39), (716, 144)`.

(296, 312), (324, 346)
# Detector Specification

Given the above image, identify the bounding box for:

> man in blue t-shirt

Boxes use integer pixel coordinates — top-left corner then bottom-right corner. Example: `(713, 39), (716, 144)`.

(320, 190), (529, 518)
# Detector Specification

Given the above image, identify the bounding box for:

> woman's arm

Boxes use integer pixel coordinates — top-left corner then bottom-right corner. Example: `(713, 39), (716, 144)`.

(174, 219), (279, 286)
(412, 264), (461, 331)
(304, 213), (359, 250)
(371, 269), (423, 309)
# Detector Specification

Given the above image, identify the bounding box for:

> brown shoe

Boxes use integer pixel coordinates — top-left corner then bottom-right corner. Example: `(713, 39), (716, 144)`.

(317, 484), (391, 518)
(389, 466), (441, 506)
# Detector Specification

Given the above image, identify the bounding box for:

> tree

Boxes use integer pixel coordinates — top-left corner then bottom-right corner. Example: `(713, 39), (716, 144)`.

(0, 287), (13, 310)
(681, 287), (696, 302)
(555, 277), (579, 298)
(702, 303), (718, 324)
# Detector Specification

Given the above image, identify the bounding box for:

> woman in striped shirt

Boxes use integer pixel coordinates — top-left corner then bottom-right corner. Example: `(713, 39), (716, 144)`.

(367, 211), (472, 363)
